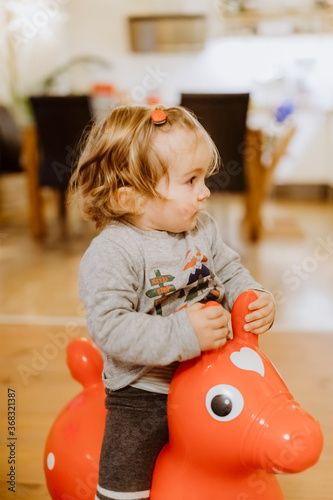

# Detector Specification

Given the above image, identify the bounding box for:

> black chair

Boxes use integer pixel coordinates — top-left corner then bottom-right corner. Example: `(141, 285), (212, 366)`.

(29, 95), (93, 230)
(0, 105), (23, 220)
(30, 95), (92, 190)
(180, 93), (250, 193)
(0, 105), (22, 175)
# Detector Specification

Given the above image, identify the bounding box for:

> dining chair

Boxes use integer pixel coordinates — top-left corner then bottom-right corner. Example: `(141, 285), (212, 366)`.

(180, 93), (250, 193)
(0, 105), (22, 220)
(0, 105), (22, 175)
(29, 95), (93, 236)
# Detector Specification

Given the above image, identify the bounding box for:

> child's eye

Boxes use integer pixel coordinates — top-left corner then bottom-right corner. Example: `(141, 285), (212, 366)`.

(188, 176), (196, 184)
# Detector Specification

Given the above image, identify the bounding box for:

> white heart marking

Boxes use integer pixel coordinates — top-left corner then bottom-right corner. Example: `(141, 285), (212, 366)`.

(230, 347), (265, 376)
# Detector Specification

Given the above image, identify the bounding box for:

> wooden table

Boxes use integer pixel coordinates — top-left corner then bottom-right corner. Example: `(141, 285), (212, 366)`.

(20, 125), (45, 239)
(243, 118), (295, 241)
(21, 119), (295, 241)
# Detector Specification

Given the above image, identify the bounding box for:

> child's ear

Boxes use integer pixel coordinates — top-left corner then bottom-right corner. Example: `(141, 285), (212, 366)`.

(117, 186), (134, 211)
(117, 186), (144, 214)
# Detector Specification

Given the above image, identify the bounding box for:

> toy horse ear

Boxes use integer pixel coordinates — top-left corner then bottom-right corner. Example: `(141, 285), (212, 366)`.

(231, 291), (259, 347)
(66, 338), (104, 388)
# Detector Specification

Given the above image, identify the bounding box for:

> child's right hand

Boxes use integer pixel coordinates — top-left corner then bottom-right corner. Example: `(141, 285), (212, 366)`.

(186, 302), (230, 351)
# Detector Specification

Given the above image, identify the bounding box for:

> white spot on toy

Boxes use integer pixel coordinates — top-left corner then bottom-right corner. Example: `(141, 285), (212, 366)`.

(47, 452), (55, 470)
(230, 347), (265, 376)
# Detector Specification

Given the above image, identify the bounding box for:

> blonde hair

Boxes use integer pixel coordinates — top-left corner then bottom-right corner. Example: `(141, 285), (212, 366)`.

(69, 105), (220, 229)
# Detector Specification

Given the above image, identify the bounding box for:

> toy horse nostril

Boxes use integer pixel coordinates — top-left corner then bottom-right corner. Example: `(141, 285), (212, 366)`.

(289, 433), (307, 450)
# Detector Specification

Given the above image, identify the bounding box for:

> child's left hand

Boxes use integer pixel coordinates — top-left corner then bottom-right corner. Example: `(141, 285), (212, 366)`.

(244, 291), (275, 335)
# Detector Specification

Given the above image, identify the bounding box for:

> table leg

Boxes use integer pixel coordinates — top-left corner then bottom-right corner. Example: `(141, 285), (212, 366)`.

(244, 125), (295, 241)
(21, 126), (45, 239)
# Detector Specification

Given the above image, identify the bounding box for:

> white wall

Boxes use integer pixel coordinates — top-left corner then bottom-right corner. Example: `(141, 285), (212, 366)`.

(2, 0), (69, 98)
(0, 3), (13, 105)
(328, 114), (333, 187)
(1, 0), (211, 96)
(65, 0), (129, 58)
(275, 111), (331, 185)
(1, 1), (332, 185)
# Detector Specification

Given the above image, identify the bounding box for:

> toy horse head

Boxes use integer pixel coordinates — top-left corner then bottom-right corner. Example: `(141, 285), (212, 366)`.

(151, 291), (323, 500)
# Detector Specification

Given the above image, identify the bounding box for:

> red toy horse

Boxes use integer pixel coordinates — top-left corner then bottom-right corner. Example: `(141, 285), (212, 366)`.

(150, 291), (323, 499)
(44, 291), (323, 500)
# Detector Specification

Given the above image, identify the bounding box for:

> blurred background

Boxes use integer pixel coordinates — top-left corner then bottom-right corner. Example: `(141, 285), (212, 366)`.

(0, 1), (332, 499)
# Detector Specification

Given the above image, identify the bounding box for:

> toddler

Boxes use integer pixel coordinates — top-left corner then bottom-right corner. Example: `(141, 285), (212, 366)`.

(70, 105), (275, 500)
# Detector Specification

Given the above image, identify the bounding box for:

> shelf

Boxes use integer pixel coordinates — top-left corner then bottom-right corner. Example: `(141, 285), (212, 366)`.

(128, 14), (207, 52)
(218, 6), (333, 34)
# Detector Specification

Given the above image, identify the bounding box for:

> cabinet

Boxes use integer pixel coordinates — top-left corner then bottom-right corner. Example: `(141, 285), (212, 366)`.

(128, 14), (206, 52)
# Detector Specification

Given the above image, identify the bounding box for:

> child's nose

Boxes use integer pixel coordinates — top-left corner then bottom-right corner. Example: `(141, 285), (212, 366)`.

(198, 183), (210, 201)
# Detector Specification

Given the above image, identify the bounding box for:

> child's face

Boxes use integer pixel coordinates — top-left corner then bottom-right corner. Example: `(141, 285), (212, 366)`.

(130, 128), (212, 233)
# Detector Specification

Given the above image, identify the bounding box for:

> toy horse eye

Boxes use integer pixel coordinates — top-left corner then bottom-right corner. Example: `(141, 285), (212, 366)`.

(206, 384), (244, 422)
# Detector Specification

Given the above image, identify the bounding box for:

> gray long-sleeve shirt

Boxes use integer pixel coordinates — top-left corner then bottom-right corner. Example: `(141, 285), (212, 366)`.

(79, 211), (266, 390)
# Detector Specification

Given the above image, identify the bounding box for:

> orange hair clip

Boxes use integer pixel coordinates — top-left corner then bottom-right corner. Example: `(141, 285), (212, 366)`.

(151, 108), (167, 125)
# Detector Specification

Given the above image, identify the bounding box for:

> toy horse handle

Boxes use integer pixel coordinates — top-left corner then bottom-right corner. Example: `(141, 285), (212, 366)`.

(204, 290), (260, 347)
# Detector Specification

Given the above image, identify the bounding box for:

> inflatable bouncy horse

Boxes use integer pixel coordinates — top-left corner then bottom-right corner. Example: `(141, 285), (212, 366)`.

(44, 291), (323, 500)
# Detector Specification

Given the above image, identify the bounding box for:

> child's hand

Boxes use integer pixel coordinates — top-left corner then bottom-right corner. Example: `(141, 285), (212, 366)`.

(244, 291), (275, 335)
(186, 302), (231, 351)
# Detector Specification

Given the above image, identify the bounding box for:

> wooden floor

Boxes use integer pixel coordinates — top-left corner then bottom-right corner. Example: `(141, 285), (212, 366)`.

(0, 188), (333, 499)
(0, 325), (332, 500)
(0, 324), (89, 500)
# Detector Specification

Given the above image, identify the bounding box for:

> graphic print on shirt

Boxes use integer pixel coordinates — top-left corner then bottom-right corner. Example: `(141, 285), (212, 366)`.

(146, 269), (176, 315)
(181, 248), (220, 306)
(145, 249), (221, 315)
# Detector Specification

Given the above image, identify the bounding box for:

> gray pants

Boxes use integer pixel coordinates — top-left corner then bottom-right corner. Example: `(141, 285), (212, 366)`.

(96, 386), (169, 500)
